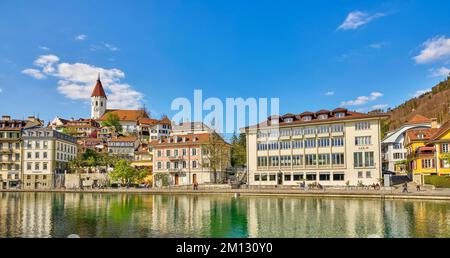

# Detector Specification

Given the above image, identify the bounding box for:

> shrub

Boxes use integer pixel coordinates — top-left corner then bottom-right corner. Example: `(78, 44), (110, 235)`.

(424, 175), (450, 188)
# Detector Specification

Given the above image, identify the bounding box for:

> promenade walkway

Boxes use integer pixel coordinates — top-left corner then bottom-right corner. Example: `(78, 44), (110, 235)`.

(2, 184), (450, 200)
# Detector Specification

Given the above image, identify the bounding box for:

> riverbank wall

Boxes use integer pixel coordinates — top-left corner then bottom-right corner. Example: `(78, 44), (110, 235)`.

(2, 188), (450, 201)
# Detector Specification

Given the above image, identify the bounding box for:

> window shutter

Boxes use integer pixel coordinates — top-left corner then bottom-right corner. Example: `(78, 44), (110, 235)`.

(421, 160), (424, 169)
(432, 159), (435, 168)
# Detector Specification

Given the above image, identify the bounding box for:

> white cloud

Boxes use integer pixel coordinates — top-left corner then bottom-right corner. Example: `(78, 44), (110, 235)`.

(412, 89), (431, 98)
(372, 104), (389, 110)
(341, 92), (383, 106)
(369, 42), (389, 49)
(22, 68), (46, 79)
(338, 11), (386, 31)
(75, 34), (87, 41)
(39, 46), (50, 51)
(430, 67), (450, 77)
(104, 43), (119, 52)
(24, 55), (144, 109)
(324, 91), (335, 96)
(414, 36), (450, 64)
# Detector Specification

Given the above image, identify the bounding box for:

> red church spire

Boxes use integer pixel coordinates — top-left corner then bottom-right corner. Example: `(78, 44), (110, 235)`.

(91, 72), (107, 99)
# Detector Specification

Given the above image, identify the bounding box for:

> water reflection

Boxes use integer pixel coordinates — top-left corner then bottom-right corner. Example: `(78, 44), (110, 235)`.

(0, 192), (450, 238)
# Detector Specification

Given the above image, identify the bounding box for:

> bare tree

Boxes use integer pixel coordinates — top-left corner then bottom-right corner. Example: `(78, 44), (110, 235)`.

(201, 131), (231, 184)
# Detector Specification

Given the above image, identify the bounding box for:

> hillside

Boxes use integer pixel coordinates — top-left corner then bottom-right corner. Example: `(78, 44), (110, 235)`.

(382, 76), (450, 133)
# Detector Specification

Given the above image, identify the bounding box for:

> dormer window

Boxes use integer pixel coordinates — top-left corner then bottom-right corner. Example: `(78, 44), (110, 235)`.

(335, 113), (345, 118)
(318, 114), (328, 120)
(284, 118), (293, 123)
(418, 134), (424, 139)
(303, 116), (312, 121)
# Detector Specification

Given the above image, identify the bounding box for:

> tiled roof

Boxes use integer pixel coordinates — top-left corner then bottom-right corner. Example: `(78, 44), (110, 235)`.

(244, 108), (389, 130)
(406, 114), (431, 125)
(91, 79), (107, 98)
(138, 116), (172, 126)
(108, 136), (138, 142)
(406, 128), (439, 141)
(99, 109), (149, 122)
(429, 120), (450, 141)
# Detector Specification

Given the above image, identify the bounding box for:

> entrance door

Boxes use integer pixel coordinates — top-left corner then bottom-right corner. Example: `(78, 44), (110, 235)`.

(193, 174), (197, 185)
(175, 174), (179, 185)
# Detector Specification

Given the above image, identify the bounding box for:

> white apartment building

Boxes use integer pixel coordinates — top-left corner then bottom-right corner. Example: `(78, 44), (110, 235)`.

(381, 115), (434, 174)
(22, 128), (77, 190)
(242, 108), (387, 187)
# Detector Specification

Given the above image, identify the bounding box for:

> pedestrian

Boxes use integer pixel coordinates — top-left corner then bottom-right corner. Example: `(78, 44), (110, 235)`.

(402, 182), (408, 193)
(416, 184), (421, 192)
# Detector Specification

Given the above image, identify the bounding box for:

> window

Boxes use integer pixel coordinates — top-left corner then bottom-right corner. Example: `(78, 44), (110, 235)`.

(174, 162), (179, 169)
(442, 144), (449, 153)
(280, 129), (291, 136)
(280, 141), (291, 149)
(365, 152), (374, 167)
(43, 152), (47, 159)
(257, 143), (267, 151)
(257, 157), (268, 167)
(191, 148), (197, 156)
(292, 140), (303, 149)
(355, 136), (371, 146)
(269, 174), (276, 181)
(166, 162), (170, 169)
(192, 161), (198, 169)
(317, 126), (329, 134)
(254, 174), (261, 181)
(166, 150), (171, 157)
(269, 130), (279, 138)
(319, 173), (330, 181)
(333, 173), (345, 181)
(269, 156), (279, 167)
(268, 142), (279, 150)
(43, 163), (48, 170)
(261, 174), (268, 181)
(292, 155), (303, 166)
(393, 153), (403, 159)
(393, 143), (403, 149)
(174, 149), (179, 157)
(318, 138), (330, 147)
(358, 171), (363, 178)
(318, 154), (330, 165)
(335, 113), (345, 118)
(293, 128), (303, 136)
(355, 122), (371, 130)
(332, 153), (345, 165)
(35, 163), (40, 170)
(293, 173), (303, 181)
(306, 174), (317, 181)
(366, 171), (372, 178)
(354, 152), (364, 168)
(280, 155), (291, 166)
(157, 162), (162, 169)
(304, 127), (315, 135)
(182, 149), (187, 156)
(331, 124), (344, 132)
(157, 150), (162, 157)
(182, 161), (187, 168)
(27, 152), (31, 158)
(303, 116), (312, 121)
(332, 137), (344, 147)
(304, 139), (316, 148)
(284, 174), (292, 181)
(306, 154), (317, 166)
(27, 163), (32, 170)
(318, 114), (328, 120)
(423, 159), (433, 169)
(35, 152), (40, 158)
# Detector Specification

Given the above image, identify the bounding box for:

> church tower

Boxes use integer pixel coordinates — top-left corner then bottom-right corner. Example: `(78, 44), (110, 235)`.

(91, 73), (107, 119)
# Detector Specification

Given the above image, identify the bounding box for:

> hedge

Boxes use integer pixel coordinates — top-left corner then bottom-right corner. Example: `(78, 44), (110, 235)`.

(424, 175), (450, 188)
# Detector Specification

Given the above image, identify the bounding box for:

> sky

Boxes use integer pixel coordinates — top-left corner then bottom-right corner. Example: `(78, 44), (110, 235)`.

(1, 0), (450, 128)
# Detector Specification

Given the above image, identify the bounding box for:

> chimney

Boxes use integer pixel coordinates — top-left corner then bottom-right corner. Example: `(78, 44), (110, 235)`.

(2, 115), (11, 121)
(431, 118), (438, 129)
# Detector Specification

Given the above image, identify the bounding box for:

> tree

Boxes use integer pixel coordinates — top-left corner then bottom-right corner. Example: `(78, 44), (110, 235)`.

(62, 127), (77, 137)
(230, 133), (247, 167)
(201, 132), (231, 184)
(109, 159), (147, 185)
(101, 113), (122, 132)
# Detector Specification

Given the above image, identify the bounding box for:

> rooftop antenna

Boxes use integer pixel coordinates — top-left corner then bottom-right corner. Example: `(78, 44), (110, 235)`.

(97, 72), (101, 81)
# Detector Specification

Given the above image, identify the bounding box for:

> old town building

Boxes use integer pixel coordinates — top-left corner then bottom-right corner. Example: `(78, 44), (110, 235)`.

(242, 108), (388, 187)
(22, 128), (77, 189)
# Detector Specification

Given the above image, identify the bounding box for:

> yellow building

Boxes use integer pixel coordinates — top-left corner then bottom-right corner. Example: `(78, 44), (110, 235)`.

(131, 144), (153, 185)
(405, 121), (450, 184)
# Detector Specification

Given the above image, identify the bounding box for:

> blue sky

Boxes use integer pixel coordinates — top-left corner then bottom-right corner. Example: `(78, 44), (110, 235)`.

(1, 0), (450, 125)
